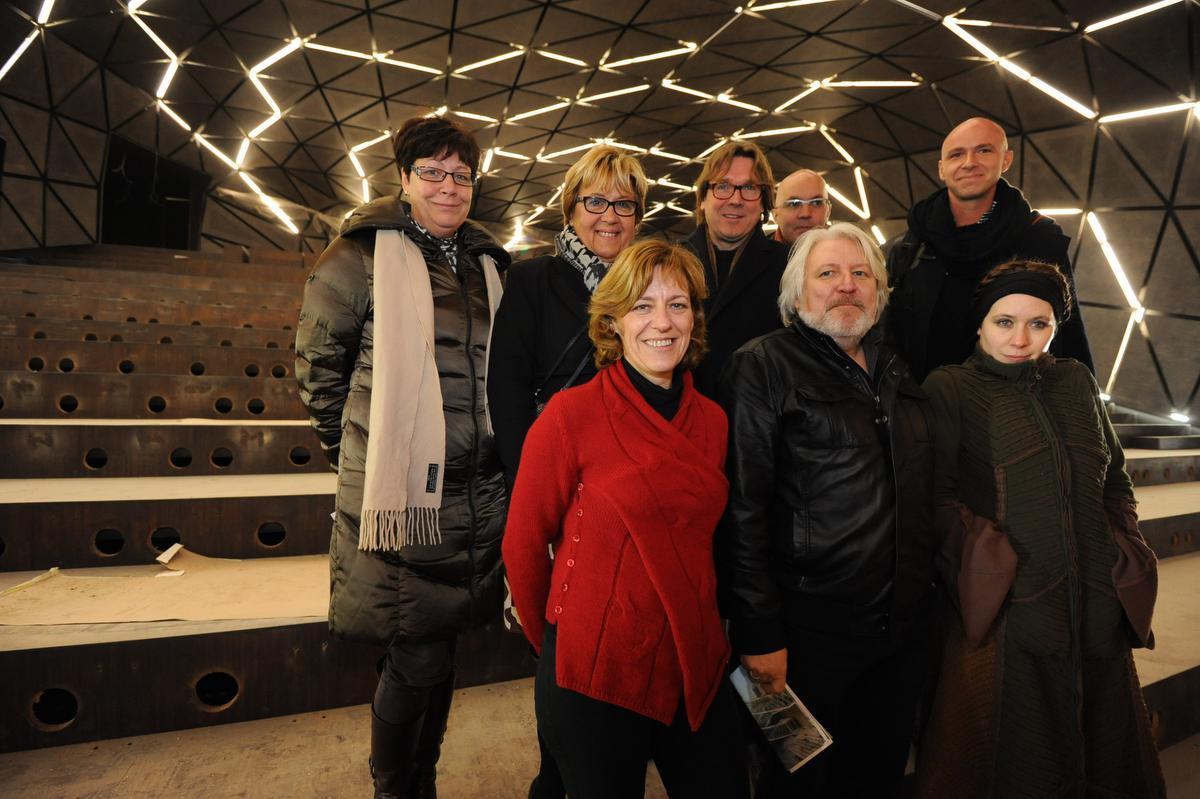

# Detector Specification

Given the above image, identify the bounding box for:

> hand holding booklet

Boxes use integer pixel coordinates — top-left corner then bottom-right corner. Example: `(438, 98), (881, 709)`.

(729, 665), (833, 773)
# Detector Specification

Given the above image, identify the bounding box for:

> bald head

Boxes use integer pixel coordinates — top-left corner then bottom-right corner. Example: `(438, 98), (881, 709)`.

(773, 169), (832, 245)
(938, 117), (1013, 209)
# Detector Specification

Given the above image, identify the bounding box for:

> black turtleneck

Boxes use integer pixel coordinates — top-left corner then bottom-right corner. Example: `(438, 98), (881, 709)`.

(622, 359), (683, 420)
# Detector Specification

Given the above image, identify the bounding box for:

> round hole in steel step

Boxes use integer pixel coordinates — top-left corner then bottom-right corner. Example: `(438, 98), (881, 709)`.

(30, 687), (78, 731)
(93, 528), (124, 556)
(210, 447), (234, 468)
(150, 526), (181, 552)
(246, 398), (265, 415)
(147, 395), (167, 414)
(118, 360), (135, 374)
(58, 358), (74, 373)
(84, 448), (107, 470)
(189, 362), (206, 376)
(27, 356), (44, 372)
(244, 363), (260, 377)
(169, 448), (192, 469)
(59, 395), (79, 413)
(289, 446), (311, 466)
(214, 397), (233, 414)
(257, 522), (286, 547)
(193, 672), (239, 712)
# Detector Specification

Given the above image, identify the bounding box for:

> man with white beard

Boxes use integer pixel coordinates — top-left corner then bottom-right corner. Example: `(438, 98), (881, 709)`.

(716, 222), (939, 798)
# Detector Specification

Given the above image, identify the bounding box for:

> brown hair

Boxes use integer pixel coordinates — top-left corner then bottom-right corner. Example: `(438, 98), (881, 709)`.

(693, 140), (776, 223)
(561, 144), (649, 225)
(392, 115), (482, 177)
(589, 240), (709, 372)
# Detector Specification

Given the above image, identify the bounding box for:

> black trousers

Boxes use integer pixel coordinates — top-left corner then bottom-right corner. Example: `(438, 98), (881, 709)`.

(755, 627), (930, 799)
(374, 635), (457, 725)
(535, 624), (749, 799)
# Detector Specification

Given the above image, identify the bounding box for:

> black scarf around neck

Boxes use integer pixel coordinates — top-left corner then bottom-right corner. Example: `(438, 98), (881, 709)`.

(908, 178), (1036, 267)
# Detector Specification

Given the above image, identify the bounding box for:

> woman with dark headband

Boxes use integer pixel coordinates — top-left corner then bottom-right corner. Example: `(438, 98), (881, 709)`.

(915, 260), (1165, 798)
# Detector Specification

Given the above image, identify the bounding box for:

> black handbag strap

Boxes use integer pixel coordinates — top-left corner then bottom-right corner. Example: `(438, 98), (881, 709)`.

(533, 323), (590, 405)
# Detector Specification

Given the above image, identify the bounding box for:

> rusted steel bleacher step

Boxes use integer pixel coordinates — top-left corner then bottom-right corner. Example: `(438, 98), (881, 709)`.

(0, 419), (324, 479)
(1, 339), (300, 381)
(0, 472), (335, 570)
(0, 372), (303, 419)
(2, 316), (296, 349)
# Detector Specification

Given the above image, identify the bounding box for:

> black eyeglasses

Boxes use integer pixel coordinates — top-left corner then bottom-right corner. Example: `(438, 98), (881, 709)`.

(707, 182), (766, 201)
(576, 195), (638, 217)
(410, 165), (475, 187)
(780, 198), (830, 210)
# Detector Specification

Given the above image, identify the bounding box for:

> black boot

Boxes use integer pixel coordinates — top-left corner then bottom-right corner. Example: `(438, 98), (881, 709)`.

(370, 706), (423, 799)
(408, 672), (455, 799)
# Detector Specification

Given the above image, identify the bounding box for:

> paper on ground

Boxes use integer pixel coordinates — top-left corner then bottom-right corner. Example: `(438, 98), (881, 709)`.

(0, 548), (327, 625)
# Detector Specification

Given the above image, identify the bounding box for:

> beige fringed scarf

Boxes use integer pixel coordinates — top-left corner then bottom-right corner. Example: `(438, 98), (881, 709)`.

(359, 229), (502, 552)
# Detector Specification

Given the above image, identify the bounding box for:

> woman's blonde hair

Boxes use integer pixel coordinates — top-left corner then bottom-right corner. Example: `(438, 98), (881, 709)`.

(589, 240), (709, 371)
(561, 144), (649, 225)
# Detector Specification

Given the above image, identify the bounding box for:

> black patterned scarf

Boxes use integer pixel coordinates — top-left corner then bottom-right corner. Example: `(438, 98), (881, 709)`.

(410, 217), (460, 271)
(555, 224), (610, 292)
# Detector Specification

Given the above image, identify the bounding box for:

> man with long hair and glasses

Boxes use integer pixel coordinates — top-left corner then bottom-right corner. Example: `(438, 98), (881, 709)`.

(681, 140), (789, 395)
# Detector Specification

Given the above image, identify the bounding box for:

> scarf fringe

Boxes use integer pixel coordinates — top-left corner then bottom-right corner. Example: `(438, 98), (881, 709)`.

(359, 507), (442, 552)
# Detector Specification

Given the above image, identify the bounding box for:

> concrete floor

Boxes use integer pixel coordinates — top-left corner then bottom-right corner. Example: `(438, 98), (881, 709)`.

(0, 676), (1195, 798)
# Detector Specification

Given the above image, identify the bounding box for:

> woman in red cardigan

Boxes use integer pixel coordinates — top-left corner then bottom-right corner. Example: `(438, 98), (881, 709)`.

(503, 239), (748, 798)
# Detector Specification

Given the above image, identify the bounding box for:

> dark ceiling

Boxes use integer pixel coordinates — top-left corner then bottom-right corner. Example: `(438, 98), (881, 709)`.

(2, 0), (1199, 417)
(5, 0), (1196, 245)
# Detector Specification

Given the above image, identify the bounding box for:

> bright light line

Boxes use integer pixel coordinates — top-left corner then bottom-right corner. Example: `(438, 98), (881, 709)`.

(666, 202), (692, 215)
(1085, 0), (1182, 33)
(774, 82), (821, 112)
(1104, 311), (1139, 395)
(235, 138), (250, 166)
(753, 0), (838, 10)
(525, 206), (546, 224)
(870, 225), (886, 245)
(819, 126), (855, 163)
(36, 0), (55, 25)
(252, 38), (302, 74)
(155, 59), (178, 98)
(642, 202), (666, 220)
(943, 17), (1096, 119)
(304, 42), (373, 60)
(1099, 101), (1198, 124)
(348, 152), (365, 178)
(194, 133), (237, 169)
(696, 139), (727, 159)
(537, 50), (587, 67)
(492, 147), (531, 161)
(156, 100), (191, 131)
(240, 172), (299, 233)
(717, 93), (764, 112)
(361, 179), (370, 203)
(661, 78), (714, 100)
(351, 132), (391, 152)
(649, 147), (691, 163)
(602, 44), (696, 70)
(127, 0), (149, 11)
(508, 101), (570, 121)
(822, 79), (921, 87)
(374, 53), (442, 75)
(454, 110), (499, 122)
(826, 167), (870, 219)
(1039, 207), (1082, 215)
(1169, 411), (1191, 423)
(578, 85), (651, 103)
(655, 178), (692, 192)
(734, 124), (815, 139)
(538, 142), (596, 161)
(1087, 212), (1144, 313)
(480, 149), (494, 173)
(454, 48), (524, 74)
(0, 31), (38, 83)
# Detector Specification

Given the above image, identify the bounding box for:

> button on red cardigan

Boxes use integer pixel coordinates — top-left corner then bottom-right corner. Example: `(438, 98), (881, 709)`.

(502, 361), (731, 730)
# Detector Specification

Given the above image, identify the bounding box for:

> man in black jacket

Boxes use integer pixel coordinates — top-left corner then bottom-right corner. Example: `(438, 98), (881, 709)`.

(886, 117), (1093, 380)
(682, 140), (789, 395)
(719, 223), (937, 798)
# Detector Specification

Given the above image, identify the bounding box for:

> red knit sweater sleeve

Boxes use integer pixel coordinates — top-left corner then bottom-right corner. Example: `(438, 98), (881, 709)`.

(502, 397), (578, 652)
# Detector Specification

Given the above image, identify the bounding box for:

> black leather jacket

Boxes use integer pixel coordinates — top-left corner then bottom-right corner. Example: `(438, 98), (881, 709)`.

(717, 323), (937, 654)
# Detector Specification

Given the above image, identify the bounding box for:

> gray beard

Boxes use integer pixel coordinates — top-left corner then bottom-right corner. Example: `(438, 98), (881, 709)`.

(796, 303), (873, 342)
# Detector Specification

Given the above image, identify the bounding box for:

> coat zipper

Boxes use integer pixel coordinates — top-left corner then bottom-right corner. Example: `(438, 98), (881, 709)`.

(459, 262), (479, 623)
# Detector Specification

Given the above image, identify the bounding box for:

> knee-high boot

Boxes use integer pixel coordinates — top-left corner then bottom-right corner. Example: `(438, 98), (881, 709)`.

(370, 705), (423, 799)
(408, 671), (455, 799)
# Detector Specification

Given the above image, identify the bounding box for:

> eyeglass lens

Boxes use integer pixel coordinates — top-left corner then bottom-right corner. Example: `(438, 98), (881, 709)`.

(578, 195), (637, 217)
(710, 182), (763, 201)
(412, 165), (474, 186)
(784, 198), (828, 209)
